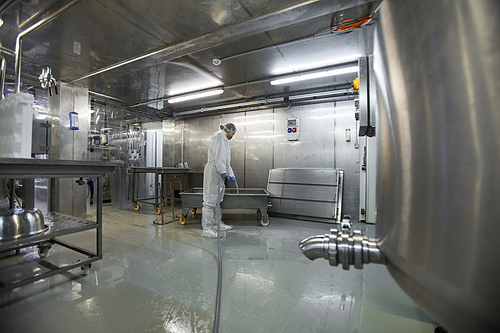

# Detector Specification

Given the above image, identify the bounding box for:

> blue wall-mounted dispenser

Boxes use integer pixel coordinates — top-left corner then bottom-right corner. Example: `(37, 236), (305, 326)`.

(69, 111), (79, 130)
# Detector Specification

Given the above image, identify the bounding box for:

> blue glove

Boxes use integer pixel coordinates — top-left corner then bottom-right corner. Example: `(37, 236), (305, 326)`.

(221, 173), (227, 179)
(229, 176), (236, 182)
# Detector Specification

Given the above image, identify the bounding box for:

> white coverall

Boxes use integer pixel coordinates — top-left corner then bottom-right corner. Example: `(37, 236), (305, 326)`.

(202, 129), (234, 231)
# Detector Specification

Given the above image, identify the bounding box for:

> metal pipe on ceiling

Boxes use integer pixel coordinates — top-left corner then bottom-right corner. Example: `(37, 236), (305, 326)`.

(90, 91), (132, 105)
(18, 0), (71, 30)
(172, 88), (356, 117)
(89, 91), (163, 120)
(173, 95), (356, 119)
(1, 45), (49, 71)
(129, 60), (358, 109)
(217, 31), (332, 64)
(14, 0), (84, 93)
(0, 0), (20, 15)
(67, 0), (372, 84)
(0, 46), (15, 57)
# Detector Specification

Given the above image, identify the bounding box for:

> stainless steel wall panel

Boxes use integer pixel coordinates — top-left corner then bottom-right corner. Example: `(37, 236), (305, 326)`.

(58, 83), (74, 161)
(274, 103), (336, 169)
(220, 113), (246, 188)
(73, 86), (89, 161)
(366, 135), (377, 223)
(162, 119), (176, 167)
(184, 117), (213, 172)
(244, 110), (274, 188)
(110, 165), (131, 210)
(71, 85), (89, 218)
(47, 83), (88, 217)
(334, 100), (359, 220)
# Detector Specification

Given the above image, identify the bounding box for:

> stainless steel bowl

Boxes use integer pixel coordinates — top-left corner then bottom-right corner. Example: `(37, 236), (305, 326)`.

(0, 208), (48, 241)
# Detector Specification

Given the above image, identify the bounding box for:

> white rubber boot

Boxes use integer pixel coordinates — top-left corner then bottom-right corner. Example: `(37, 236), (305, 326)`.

(214, 205), (233, 230)
(202, 205), (218, 237)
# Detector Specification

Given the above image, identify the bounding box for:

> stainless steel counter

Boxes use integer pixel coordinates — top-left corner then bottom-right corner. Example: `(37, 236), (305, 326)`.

(0, 158), (121, 178)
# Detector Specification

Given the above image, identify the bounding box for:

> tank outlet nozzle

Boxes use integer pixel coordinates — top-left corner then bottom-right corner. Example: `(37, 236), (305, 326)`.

(299, 228), (385, 270)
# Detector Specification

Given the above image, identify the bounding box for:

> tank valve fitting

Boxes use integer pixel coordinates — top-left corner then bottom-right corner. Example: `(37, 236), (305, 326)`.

(299, 228), (385, 270)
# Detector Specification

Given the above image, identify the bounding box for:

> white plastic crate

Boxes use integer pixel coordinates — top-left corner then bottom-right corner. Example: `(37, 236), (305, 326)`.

(0, 93), (34, 158)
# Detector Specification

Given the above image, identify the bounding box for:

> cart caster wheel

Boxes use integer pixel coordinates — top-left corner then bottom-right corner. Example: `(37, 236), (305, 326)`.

(37, 245), (51, 258)
(192, 208), (197, 216)
(260, 218), (270, 227)
(81, 263), (92, 276)
(156, 207), (162, 215)
(180, 215), (187, 225)
(133, 203), (140, 211)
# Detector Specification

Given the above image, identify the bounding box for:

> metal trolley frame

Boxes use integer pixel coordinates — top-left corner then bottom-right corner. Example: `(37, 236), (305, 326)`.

(0, 158), (120, 292)
(130, 167), (189, 215)
(179, 187), (271, 226)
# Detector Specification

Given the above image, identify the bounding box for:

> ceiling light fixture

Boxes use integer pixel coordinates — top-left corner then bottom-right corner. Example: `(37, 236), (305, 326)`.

(270, 66), (358, 85)
(168, 88), (224, 104)
(169, 80), (222, 96)
(272, 55), (360, 75)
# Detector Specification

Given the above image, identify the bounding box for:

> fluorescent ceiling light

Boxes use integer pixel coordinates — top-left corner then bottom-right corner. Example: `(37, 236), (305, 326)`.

(169, 81), (222, 96)
(270, 66), (358, 85)
(272, 54), (361, 75)
(168, 88), (224, 104)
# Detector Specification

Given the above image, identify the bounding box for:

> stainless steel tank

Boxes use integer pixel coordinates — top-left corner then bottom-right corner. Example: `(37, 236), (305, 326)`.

(374, 0), (500, 331)
(300, 1), (500, 332)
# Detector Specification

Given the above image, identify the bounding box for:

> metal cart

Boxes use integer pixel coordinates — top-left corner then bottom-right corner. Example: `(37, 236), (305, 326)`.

(130, 167), (190, 215)
(0, 158), (120, 292)
(179, 188), (271, 226)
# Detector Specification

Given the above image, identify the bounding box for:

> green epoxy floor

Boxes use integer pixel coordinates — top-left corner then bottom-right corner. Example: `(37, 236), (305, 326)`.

(0, 204), (438, 332)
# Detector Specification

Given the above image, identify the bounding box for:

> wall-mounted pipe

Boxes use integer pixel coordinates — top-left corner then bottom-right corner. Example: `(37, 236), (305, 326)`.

(14, 0), (84, 93)
(299, 228), (384, 270)
(0, 55), (6, 100)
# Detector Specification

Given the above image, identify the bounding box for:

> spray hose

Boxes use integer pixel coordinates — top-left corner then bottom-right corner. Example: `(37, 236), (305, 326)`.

(213, 177), (238, 332)
(213, 176), (224, 333)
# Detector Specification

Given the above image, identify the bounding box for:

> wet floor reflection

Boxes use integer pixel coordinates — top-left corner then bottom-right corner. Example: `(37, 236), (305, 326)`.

(0, 206), (437, 333)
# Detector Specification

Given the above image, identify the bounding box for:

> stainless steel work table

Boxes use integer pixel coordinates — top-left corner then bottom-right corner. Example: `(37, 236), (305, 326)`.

(130, 167), (190, 217)
(0, 158), (121, 292)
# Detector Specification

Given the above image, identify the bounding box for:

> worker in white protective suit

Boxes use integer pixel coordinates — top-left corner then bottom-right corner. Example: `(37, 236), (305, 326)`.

(201, 123), (237, 237)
